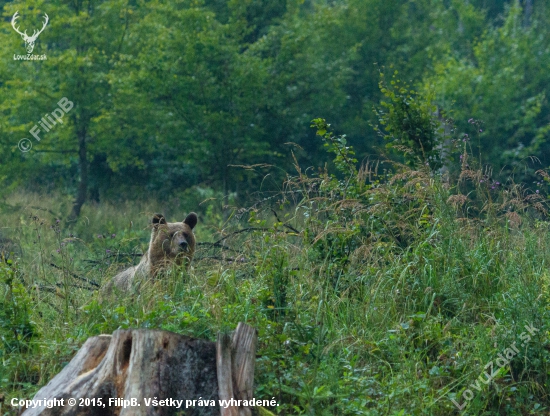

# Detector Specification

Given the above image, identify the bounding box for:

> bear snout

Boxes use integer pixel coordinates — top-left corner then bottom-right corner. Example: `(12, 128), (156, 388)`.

(173, 232), (191, 253)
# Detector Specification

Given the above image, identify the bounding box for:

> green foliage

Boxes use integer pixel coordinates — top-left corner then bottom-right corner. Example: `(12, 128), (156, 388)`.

(313, 118), (358, 177)
(0, 261), (37, 354)
(1, 0), (549, 210)
(1, 133), (550, 413)
(374, 72), (445, 170)
(0, 260), (41, 393)
(427, 1), (550, 179)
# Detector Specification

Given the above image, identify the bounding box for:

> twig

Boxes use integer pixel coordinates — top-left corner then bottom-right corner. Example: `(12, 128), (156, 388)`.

(83, 252), (143, 265)
(270, 208), (301, 234)
(239, 189), (306, 214)
(211, 228), (270, 245)
(197, 242), (237, 252)
(211, 227), (301, 245)
(48, 263), (99, 288)
(195, 256), (247, 262)
(106, 252), (143, 258)
(55, 282), (95, 291)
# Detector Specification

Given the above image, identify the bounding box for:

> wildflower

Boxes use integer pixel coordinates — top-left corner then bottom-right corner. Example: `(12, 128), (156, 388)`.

(479, 129), (483, 132)
(468, 118), (474, 123)
(56, 249), (60, 253)
(536, 190), (540, 194)
(495, 182), (500, 185)
(480, 180), (484, 183)
(106, 249), (111, 253)
(56, 219), (60, 224)
(111, 233), (116, 239)
(97, 234), (103, 239)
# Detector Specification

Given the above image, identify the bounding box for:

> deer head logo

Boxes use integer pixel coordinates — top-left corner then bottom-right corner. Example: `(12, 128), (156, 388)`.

(11, 11), (49, 54)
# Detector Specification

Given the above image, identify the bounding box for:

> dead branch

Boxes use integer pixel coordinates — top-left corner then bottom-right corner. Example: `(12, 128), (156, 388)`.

(48, 263), (99, 288)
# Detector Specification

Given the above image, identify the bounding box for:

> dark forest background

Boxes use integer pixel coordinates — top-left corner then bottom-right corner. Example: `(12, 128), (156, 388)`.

(1, 0), (548, 214)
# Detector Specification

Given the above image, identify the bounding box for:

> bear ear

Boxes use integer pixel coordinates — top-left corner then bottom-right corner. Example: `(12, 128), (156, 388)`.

(152, 213), (166, 226)
(184, 212), (198, 230)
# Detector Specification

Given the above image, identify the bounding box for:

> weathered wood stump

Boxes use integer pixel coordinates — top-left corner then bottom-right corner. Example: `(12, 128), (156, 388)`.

(21, 323), (259, 416)
(216, 323), (257, 416)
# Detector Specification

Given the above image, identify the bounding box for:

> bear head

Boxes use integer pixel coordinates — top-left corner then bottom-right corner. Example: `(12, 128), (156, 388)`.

(147, 212), (198, 273)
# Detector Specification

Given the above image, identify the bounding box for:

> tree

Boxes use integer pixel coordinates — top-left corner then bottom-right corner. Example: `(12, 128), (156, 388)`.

(0, 0), (134, 218)
(426, 2), (550, 179)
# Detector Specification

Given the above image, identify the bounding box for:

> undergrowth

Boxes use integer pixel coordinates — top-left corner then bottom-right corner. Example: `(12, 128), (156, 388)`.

(1, 81), (550, 415)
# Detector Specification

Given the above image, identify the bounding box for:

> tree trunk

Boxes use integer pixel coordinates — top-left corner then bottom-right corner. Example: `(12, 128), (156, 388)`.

(19, 324), (260, 416)
(524, 0), (533, 27)
(69, 128), (88, 220)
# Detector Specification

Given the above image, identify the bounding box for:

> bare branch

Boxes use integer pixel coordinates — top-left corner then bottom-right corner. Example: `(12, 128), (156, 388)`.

(48, 263), (99, 288)
(270, 208), (300, 234)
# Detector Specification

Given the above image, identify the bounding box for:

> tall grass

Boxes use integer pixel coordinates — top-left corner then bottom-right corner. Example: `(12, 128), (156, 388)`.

(1, 121), (550, 415)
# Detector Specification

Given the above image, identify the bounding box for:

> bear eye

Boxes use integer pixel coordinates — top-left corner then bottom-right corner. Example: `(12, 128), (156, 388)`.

(182, 232), (189, 239)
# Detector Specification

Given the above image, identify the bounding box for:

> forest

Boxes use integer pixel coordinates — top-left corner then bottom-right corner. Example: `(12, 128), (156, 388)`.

(1, 0), (550, 415)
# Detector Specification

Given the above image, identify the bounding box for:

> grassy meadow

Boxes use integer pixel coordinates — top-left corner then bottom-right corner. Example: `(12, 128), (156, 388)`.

(1, 126), (550, 416)
(2, 1), (550, 414)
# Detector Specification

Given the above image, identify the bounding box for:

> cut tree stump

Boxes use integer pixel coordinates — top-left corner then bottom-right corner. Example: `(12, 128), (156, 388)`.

(20, 323), (260, 416)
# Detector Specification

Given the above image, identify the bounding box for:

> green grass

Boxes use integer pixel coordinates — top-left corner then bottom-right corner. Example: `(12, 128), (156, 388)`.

(1, 159), (550, 416)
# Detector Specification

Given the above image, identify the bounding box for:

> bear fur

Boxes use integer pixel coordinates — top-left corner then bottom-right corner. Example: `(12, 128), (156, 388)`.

(104, 212), (198, 292)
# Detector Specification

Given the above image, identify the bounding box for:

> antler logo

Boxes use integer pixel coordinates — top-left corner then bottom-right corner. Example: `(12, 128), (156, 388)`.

(11, 11), (49, 54)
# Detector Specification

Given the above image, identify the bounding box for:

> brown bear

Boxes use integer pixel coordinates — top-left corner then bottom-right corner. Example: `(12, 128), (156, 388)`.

(104, 212), (198, 292)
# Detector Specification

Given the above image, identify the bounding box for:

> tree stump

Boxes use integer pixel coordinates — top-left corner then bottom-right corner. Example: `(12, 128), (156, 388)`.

(20, 323), (259, 416)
